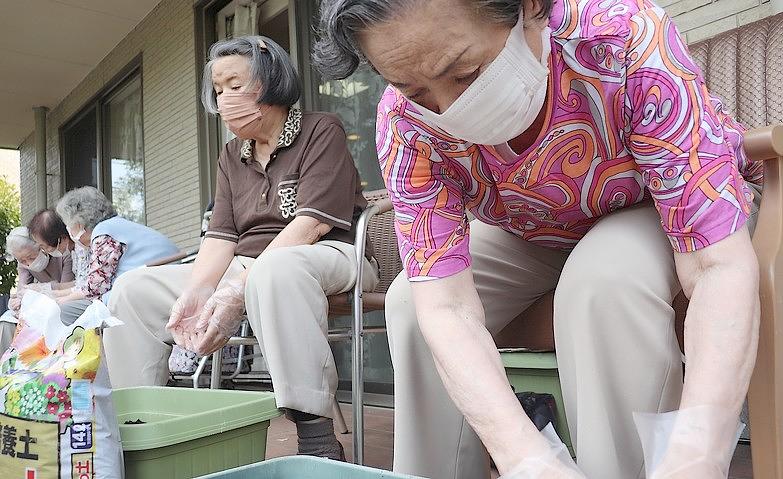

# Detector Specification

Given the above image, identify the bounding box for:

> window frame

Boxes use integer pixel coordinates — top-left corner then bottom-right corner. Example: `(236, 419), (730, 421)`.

(58, 57), (145, 217)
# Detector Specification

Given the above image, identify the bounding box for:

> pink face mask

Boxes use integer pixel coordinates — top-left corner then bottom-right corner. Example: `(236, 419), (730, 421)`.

(217, 90), (268, 139)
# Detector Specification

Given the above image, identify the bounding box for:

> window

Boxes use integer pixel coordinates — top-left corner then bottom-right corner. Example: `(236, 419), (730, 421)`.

(61, 109), (98, 190)
(60, 66), (146, 223)
(316, 66), (387, 190)
(103, 76), (145, 223)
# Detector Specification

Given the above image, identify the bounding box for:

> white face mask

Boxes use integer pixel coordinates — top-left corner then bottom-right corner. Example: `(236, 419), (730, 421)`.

(67, 225), (86, 246)
(407, 20), (551, 146)
(26, 251), (50, 273)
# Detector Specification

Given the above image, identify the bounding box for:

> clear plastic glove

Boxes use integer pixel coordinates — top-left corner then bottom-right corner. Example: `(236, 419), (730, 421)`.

(9, 294), (21, 312)
(499, 425), (585, 479)
(166, 286), (215, 352)
(23, 282), (53, 294)
(634, 406), (744, 479)
(190, 278), (245, 356)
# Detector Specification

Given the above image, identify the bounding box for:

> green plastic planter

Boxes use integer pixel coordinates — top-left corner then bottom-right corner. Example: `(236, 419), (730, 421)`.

(500, 350), (574, 456)
(113, 387), (281, 479)
(196, 456), (423, 478)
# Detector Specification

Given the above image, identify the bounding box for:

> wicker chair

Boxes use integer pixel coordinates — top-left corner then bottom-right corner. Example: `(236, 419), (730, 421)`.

(204, 189), (401, 465)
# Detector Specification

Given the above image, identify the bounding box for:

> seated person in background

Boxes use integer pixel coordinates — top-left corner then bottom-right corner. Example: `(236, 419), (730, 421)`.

(52, 186), (179, 324)
(6, 225), (74, 289)
(105, 35), (377, 462)
(29, 208), (88, 295)
(1, 225), (76, 352)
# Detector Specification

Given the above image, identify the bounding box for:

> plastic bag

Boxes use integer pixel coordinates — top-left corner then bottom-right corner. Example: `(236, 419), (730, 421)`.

(0, 291), (124, 478)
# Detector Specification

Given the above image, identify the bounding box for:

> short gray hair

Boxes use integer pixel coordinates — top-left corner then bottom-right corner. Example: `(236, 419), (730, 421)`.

(56, 186), (115, 231)
(201, 35), (301, 114)
(313, 0), (554, 80)
(5, 226), (38, 258)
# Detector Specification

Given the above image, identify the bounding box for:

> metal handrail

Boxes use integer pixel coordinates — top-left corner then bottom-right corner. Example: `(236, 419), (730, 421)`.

(350, 200), (383, 465)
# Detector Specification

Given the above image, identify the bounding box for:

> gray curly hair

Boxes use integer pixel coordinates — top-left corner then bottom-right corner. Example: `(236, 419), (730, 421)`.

(56, 186), (115, 231)
(313, 0), (554, 80)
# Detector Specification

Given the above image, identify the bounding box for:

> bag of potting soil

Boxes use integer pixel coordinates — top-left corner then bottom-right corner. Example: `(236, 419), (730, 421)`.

(0, 291), (124, 478)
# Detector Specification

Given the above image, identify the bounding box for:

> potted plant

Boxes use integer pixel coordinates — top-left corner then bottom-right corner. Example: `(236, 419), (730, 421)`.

(0, 176), (21, 313)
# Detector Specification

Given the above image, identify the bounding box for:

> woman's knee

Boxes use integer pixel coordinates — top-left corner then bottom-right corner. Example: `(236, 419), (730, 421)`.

(109, 267), (158, 308)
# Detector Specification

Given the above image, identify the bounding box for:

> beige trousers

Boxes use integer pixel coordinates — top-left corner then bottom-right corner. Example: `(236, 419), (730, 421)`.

(105, 241), (378, 418)
(386, 203), (757, 479)
(0, 321), (16, 355)
(244, 240), (378, 417)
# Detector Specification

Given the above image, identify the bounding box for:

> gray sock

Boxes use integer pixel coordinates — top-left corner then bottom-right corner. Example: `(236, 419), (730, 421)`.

(295, 417), (346, 461)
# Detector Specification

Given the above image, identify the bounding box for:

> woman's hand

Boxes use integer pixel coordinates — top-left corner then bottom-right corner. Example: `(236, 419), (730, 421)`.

(166, 286), (215, 351)
(189, 279), (246, 356)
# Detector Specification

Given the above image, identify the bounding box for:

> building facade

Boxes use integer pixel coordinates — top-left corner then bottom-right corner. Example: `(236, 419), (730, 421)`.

(14, 0), (783, 398)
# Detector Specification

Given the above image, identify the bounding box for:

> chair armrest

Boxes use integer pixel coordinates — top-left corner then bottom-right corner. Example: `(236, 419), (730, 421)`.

(145, 250), (197, 267)
(744, 125), (783, 162)
(745, 124), (783, 478)
(370, 197), (392, 215)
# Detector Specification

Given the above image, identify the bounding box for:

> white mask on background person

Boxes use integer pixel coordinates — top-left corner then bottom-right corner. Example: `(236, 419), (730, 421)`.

(26, 251), (50, 273)
(67, 225), (86, 246)
(406, 19), (552, 145)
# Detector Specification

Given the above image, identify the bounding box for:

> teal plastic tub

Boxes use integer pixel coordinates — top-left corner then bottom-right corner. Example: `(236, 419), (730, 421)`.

(114, 386), (281, 479)
(500, 350), (574, 456)
(196, 456), (423, 478)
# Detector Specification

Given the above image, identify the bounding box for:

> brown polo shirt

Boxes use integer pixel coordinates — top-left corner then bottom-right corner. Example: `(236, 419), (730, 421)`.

(206, 109), (373, 259)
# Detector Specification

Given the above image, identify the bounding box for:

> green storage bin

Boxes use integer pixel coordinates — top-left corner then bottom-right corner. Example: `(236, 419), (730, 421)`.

(500, 350), (573, 456)
(196, 456), (423, 478)
(114, 386), (282, 479)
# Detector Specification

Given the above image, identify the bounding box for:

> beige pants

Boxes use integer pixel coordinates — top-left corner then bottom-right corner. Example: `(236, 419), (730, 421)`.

(386, 203), (758, 479)
(0, 321), (16, 355)
(105, 241), (378, 418)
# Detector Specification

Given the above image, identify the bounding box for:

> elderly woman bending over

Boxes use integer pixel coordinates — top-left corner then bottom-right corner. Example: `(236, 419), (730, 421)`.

(6, 226), (74, 288)
(316, 0), (763, 477)
(53, 186), (178, 323)
(105, 36), (377, 461)
(0, 226), (76, 352)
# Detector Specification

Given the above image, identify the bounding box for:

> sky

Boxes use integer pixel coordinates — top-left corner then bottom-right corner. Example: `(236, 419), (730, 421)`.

(0, 149), (20, 189)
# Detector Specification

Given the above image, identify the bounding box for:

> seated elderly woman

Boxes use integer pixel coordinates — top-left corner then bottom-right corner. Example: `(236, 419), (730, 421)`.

(28, 208), (89, 295)
(6, 226), (74, 289)
(0, 226), (76, 352)
(51, 186), (179, 324)
(316, 0), (763, 477)
(105, 35), (377, 461)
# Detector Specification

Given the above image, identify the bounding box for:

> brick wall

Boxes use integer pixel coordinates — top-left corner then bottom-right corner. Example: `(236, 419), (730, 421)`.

(661, 0), (783, 43)
(17, 0), (201, 250)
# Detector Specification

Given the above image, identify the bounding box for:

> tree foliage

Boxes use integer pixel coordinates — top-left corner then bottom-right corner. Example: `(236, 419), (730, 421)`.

(0, 177), (21, 295)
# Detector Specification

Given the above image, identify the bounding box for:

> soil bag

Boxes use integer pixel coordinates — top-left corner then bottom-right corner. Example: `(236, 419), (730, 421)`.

(0, 291), (124, 478)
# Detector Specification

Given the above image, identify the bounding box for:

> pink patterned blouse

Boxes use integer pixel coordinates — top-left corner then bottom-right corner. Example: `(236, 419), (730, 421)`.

(377, 0), (763, 281)
(77, 235), (126, 299)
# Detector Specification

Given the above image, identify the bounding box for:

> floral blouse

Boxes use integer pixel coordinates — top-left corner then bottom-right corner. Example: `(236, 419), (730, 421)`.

(76, 235), (126, 299)
(377, 0), (762, 281)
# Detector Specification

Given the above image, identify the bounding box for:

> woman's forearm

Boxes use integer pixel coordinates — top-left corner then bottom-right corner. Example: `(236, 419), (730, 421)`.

(669, 226), (759, 465)
(411, 270), (553, 475)
(188, 237), (237, 289)
(678, 263), (759, 414)
(53, 281), (74, 290)
(266, 216), (332, 251)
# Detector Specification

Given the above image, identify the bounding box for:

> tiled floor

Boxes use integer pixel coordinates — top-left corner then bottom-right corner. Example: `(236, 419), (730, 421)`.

(266, 403), (755, 478)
